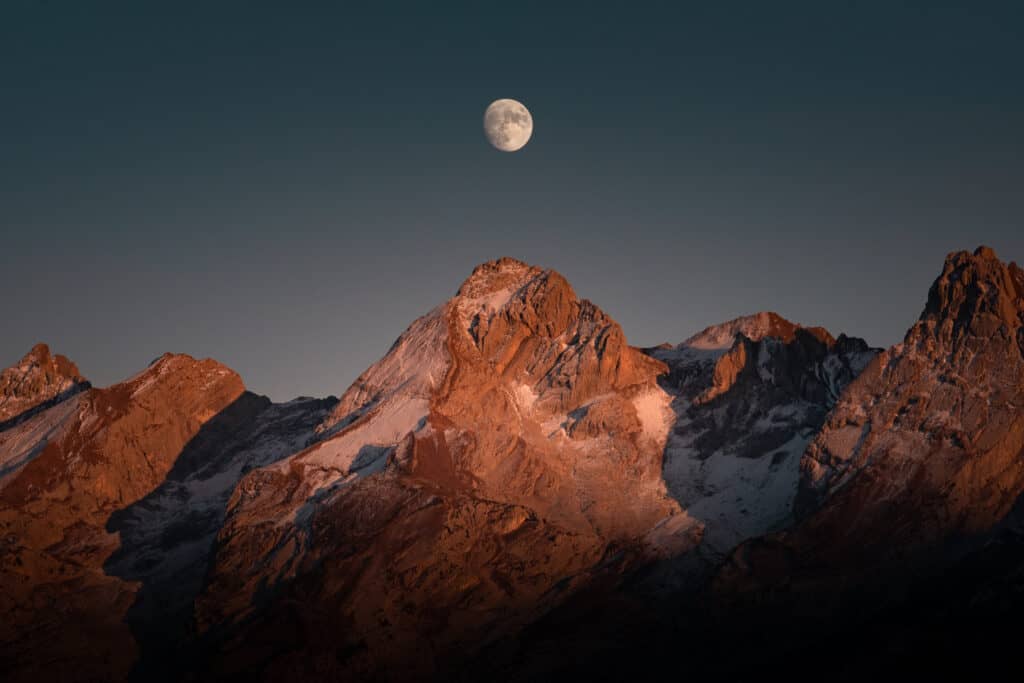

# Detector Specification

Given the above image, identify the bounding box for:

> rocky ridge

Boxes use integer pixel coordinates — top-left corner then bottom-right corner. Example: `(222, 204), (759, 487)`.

(716, 246), (1024, 618)
(192, 257), (690, 680)
(0, 343), (89, 427)
(2, 248), (1023, 682)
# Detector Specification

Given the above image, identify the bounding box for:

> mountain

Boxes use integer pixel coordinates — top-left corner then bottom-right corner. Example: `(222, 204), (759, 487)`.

(454, 248), (1024, 681)
(1, 248), (1023, 682)
(194, 257), (692, 681)
(0, 353), (244, 681)
(0, 343), (89, 427)
(648, 313), (878, 571)
(0, 353), (336, 682)
(717, 246), (1024, 606)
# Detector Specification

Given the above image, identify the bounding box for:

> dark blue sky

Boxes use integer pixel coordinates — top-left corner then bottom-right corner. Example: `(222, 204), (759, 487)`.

(3, 1), (1022, 400)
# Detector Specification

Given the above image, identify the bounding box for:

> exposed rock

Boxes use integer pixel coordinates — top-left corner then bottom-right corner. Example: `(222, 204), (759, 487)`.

(194, 257), (688, 681)
(0, 353), (245, 682)
(682, 311), (834, 351)
(716, 246), (1024, 621)
(0, 343), (89, 427)
(104, 392), (338, 680)
(647, 315), (878, 566)
(4, 248), (1024, 683)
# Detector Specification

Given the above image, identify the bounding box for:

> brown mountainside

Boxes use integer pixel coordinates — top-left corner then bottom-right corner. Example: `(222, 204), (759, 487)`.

(2, 248), (1023, 682)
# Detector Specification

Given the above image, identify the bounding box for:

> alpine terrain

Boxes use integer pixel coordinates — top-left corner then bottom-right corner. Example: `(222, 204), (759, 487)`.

(2, 247), (1023, 682)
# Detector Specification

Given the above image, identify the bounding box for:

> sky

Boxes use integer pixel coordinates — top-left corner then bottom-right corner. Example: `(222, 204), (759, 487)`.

(2, 1), (1022, 400)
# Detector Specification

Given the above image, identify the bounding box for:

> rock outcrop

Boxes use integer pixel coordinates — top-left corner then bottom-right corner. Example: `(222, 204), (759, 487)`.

(648, 314), (878, 568)
(0, 343), (89, 426)
(0, 353), (245, 682)
(3, 248), (1023, 683)
(194, 257), (690, 681)
(716, 246), (1024, 619)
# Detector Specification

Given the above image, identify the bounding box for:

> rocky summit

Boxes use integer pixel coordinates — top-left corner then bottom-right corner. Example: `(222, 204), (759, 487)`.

(2, 248), (1024, 682)
(0, 343), (89, 426)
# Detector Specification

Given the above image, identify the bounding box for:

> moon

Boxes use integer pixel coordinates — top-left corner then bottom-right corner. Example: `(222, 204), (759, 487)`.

(483, 99), (533, 152)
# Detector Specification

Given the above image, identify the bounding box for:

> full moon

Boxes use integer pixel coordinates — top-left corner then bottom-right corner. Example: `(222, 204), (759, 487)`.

(483, 99), (533, 152)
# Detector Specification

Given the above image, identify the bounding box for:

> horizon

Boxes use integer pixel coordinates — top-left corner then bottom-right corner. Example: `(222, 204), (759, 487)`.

(5, 242), (1016, 400)
(3, 2), (1022, 400)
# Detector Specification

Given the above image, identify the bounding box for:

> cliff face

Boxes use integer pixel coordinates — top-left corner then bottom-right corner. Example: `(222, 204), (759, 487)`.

(648, 315), (878, 569)
(0, 354), (245, 682)
(0, 343), (89, 426)
(194, 257), (690, 681)
(3, 248), (1024, 682)
(716, 247), (1024, 617)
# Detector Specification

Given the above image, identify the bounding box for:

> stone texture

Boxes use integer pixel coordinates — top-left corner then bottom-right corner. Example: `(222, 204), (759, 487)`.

(716, 246), (1024, 617)
(0, 343), (89, 426)
(0, 353), (245, 682)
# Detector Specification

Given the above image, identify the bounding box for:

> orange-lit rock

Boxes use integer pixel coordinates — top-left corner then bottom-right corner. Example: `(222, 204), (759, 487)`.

(0, 353), (244, 682)
(716, 246), (1024, 617)
(195, 258), (692, 681)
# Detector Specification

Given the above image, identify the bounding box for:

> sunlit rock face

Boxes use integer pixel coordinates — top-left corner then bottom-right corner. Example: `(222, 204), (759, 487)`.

(716, 246), (1024, 619)
(4, 248), (1024, 683)
(195, 257), (694, 681)
(0, 353), (246, 682)
(0, 343), (89, 425)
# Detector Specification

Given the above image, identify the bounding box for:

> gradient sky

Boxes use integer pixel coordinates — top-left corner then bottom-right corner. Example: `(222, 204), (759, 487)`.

(3, 1), (1022, 400)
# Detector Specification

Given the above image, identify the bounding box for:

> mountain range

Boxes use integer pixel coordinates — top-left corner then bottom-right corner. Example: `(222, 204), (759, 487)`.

(2, 246), (1023, 681)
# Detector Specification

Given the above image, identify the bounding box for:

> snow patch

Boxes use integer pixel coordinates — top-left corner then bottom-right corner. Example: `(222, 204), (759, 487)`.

(326, 305), (449, 432)
(466, 286), (517, 315)
(0, 396), (80, 485)
(632, 389), (673, 444)
(306, 396), (429, 473)
(663, 431), (808, 558)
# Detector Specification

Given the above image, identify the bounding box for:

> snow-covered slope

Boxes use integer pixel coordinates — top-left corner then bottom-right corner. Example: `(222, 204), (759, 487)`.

(102, 392), (337, 677)
(714, 247), (1024, 622)
(194, 257), (690, 680)
(7, 249), (1023, 683)
(650, 316), (879, 560)
(0, 352), (246, 683)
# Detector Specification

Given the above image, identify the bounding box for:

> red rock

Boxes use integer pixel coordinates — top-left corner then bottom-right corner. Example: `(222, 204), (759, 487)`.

(716, 246), (1024, 616)
(0, 343), (88, 425)
(0, 353), (245, 682)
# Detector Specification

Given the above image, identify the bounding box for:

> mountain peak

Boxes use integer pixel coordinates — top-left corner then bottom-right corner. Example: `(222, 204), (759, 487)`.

(323, 256), (660, 433)
(0, 343), (89, 424)
(456, 257), (549, 300)
(131, 352), (244, 392)
(683, 311), (834, 351)
(919, 246), (1024, 348)
(974, 245), (998, 260)
(24, 342), (82, 376)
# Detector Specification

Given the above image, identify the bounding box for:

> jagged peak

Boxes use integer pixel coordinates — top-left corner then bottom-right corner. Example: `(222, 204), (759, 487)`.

(453, 258), (586, 345)
(26, 342), (52, 361)
(16, 342), (84, 380)
(0, 343), (89, 424)
(683, 311), (834, 350)
(973, 244), (999, 260)
(324, 257), (657, 429)
(921, 245), (1024, 334)
(456, 257), (545, 299)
